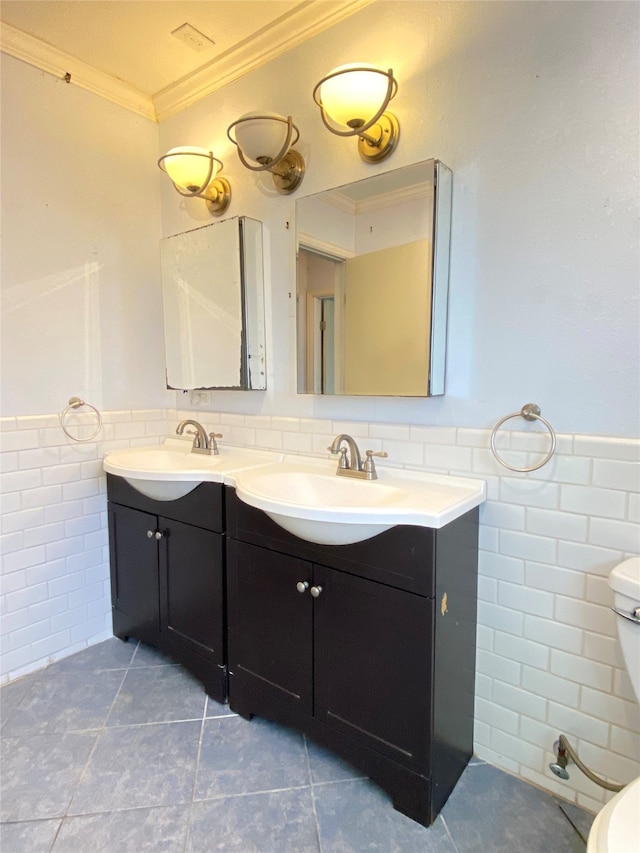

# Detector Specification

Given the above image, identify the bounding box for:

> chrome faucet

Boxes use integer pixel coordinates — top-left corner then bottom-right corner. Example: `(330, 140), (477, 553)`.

(175, 419), (222, 455)
(328, 434), (388, 480)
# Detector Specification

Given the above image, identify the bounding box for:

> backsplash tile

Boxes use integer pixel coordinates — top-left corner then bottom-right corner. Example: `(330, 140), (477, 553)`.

(610, 724), (640, 761)
(523, 615), (583, 655)
(589, 517), (639, 552)
(1, 406), (638, 813)
(575, 436), (640, 462)
(525, 562), (585, 597)
(550, 649), (614, 693)
(560, 484), (627, 519)
(499, 529), (557, 564)
(592, 459), (640, 491)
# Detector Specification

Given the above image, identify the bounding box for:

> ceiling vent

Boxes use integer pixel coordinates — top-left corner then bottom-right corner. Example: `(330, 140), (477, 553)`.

(171, 23), (215, 52)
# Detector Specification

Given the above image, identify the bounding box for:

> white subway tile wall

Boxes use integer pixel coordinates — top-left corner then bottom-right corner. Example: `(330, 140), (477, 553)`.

(1, 408), (638, 812)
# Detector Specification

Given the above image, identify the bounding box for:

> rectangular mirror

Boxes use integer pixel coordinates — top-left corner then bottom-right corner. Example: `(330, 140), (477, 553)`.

(296, 160), (452, 397)
(161, 216), (266, 390)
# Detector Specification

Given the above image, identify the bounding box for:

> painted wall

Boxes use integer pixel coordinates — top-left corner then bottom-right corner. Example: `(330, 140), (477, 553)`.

(344, 241), (430, 395)
(0, 53), (173, 684)
(0, 54), (171, 417)
(159, 0), (639, 438)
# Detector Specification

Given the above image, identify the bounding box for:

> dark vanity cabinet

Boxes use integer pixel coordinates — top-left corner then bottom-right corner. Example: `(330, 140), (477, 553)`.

(225, 487), (479, 827)
(106, 475), (226, 702)
(106, 473), (479, 826)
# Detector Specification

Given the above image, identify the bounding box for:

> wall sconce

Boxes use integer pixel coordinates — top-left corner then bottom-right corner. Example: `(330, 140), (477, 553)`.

(312, 64), (399, 163)
(227, 112), (305, 194)
(157, 146), (231, 215)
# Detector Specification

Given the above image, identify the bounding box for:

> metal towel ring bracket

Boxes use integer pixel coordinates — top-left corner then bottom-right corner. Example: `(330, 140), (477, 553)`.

(490, 403), (556, 473)
(60, 396), (102, 442)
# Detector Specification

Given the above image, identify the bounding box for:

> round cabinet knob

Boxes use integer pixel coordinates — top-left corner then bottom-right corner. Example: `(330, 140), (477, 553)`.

(146, 530), (154, 539)
(155, 531), (163, 540)
(296, 581), (310, 594)
(310, 585), (323, 598)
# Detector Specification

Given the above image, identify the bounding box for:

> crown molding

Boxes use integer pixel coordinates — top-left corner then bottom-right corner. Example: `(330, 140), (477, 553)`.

(323, 182), (433, 215)
(354, 182), (434, 214)
(0, 22), (157, 121)
(152, 0), (374, 122)
(298, 232), (354, 260)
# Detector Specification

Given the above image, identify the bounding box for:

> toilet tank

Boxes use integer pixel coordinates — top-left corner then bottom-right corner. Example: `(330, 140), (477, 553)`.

(608, 557), (640, 703)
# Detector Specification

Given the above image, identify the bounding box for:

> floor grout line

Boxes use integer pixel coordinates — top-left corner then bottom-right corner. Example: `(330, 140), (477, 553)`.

(308, 777), (368, 788)
(182, 688), (210, 853)
(303, 734), (324, 853)
(556, 801), (591, 845)
(49, 639), (141, 836)
(192, 783), (315, 802)
(101, 646), (139, 730)
(440, 814), (461, 853)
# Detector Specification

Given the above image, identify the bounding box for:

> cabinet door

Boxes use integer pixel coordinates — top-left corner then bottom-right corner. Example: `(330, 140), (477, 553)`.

(108, 503), (160, 645)
(227, 541), (312, 715)
(313, 565), (433, 772)
(159, 519), (224, 664)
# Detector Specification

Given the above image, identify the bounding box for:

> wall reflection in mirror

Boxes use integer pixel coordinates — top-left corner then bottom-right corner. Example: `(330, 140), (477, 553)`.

(296, 160), (452, 397)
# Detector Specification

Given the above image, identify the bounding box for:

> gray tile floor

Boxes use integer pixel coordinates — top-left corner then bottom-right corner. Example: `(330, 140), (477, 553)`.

(1, 638), (594, 852)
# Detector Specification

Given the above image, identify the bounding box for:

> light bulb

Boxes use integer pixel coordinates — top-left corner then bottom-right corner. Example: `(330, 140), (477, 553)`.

(319, 64), (389, 129)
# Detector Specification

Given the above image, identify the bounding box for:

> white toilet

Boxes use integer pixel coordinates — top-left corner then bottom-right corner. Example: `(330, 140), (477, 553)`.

(587, 557), (640, 853)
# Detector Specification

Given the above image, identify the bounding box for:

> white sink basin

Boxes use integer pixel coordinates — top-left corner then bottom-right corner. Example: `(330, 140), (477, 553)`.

(104, 441), (486, 541)
(103, 439), (278, 501)
(234, 459), (486, 545)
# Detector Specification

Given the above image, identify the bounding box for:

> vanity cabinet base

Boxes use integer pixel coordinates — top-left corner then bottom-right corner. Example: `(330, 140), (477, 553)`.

(230, 669), (435, 826)
(107, 475), (227, 704)
(226, 488), (479, 827)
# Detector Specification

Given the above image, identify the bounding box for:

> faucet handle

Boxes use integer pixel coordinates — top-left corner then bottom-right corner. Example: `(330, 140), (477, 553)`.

(185, 429), (202, 447)
(208, 432), (223, 455)
(336, 447), (349, 469)
(326, 445), (349, 469)
(327, 444), (349, 469)
(363, 449), (388, 478)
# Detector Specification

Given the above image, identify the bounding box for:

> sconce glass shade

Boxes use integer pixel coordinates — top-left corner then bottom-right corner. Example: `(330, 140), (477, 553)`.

(232, 112), (295, 163)
(317, 64), (391, 128)
(158, 146), (231, 216)
(227, 112), (305, 194)
(313, 64), (399, 163)
(162, 146), (219, 191)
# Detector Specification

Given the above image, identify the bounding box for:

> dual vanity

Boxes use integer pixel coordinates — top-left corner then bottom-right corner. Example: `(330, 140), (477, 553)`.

(104, 428), (485, 827)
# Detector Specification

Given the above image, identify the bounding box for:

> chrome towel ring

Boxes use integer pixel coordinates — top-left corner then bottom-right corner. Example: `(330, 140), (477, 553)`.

(60, 396), (102, 442)
(490, 403), (556, 473)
